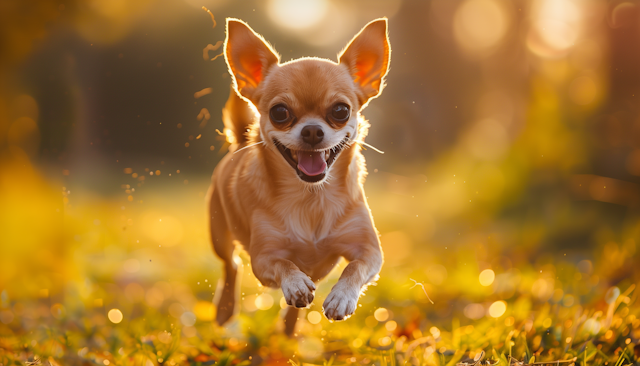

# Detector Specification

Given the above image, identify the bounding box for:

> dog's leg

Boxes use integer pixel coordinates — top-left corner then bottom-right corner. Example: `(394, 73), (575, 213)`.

(209, 190), (240, 325)
(283, 307), (300, 337)
(251, 254), (316, 309)
(323, 246), (382, 321)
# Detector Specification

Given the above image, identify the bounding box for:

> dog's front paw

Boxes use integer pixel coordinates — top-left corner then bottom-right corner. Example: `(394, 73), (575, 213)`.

(281, 272), (316, 308)
(323, 285), (359, 321)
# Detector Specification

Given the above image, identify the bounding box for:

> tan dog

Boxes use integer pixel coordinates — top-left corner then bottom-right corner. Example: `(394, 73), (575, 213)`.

(207, 17), (390, 333)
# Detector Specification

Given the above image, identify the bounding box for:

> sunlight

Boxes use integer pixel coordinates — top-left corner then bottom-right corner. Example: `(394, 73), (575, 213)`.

(478, 269), (495, 286)
(107, 308), (123, 324)
(453, 0), (510, 55)
(267, 0), (328, 30)
(527, 0), (583, 58)
(488, 301), (507, 318)
(1, 0), (639, 364)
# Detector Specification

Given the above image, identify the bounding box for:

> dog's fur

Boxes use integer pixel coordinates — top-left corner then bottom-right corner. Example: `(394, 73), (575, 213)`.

(207, 18), (390, 333)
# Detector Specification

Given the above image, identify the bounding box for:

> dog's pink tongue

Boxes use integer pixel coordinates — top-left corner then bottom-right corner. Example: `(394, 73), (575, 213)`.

(297, 151), (326, 176)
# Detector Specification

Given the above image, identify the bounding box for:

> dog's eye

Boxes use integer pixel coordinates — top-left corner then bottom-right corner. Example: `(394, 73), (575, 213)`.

(270, 105), (291, 123)
(331, 103), (350, 122)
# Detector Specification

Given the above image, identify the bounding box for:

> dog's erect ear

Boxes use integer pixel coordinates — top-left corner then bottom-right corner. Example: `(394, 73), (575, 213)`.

(224, 19), (279, 101)
(339, 18), (391, 106)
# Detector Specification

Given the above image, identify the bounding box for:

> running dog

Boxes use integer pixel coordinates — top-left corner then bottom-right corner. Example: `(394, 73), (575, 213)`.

(208, 17), (390, 333)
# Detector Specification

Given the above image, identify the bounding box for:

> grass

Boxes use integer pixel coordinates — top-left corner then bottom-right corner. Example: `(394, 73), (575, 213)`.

(1, 170), (639, 366)
(1, 280), (638, 366)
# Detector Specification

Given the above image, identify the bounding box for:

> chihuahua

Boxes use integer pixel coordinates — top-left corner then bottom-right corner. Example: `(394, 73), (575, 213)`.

(207, 17), (390, 333)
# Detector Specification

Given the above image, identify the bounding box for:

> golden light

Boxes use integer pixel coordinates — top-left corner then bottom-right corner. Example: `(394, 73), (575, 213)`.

(488, 301), (507, 318)
(570, 40), (604, 72)
(180, 312), (196, 326)
(464, 119), (509, 161)
(224, 128), (236, 145)
(453, 0), (509, 55)
(145, 287), (165, 308)
(158, 331), (172, 344)
(380, 231), (411, 266)
(429, 326), (441, 338)
(568, 75), (599, 106)
(605, 286), (620, 304)
(528, 0), (582, 58)
(183, 326), (197, 338)
(611, 2), (637, 28)
(142, 212), (184, 247)
(108, 308), (123, 324)
(385, 320), (397, 331)
(124, 283), (144, 303)
(531, 278), (554, 300)
(307, 310), (322, 325)
(365, 316), (378, 328)
(194, 301), (214, 321)
(464, 303), (485, 319)
(123, 258), (140, 273)
(374, 307), (389, 322)
(267, 0), (327, 30)
(51, 304), (66, 319)
(254, 293), (274, 310)
(478, 269), (495, 286)
(472, 164), (506, 201)
(297, 336), (324, 359)
(425, 264), (448, 285)
(562, 295), (575, 307)
(583, 318), (601, 334)
(243, 294), (257, 312)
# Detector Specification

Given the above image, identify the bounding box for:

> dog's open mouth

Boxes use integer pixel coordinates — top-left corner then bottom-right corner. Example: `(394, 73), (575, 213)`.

(275, 137), (349, 183)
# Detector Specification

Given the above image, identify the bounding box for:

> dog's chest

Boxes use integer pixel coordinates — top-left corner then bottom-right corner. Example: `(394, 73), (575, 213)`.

(279, 192), (345, 244)
(284, 232), (341, 279)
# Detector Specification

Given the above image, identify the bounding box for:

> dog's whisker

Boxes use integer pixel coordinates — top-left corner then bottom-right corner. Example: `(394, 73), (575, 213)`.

(233, 141), (265, 154)
(355, 141), (384, 154)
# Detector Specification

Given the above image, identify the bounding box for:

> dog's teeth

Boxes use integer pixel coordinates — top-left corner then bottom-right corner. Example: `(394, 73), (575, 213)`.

(291, 150), (298, 162)
(325, 150), (330, 160)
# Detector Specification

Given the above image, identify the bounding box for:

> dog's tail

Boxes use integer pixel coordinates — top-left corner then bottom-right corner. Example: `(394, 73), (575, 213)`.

(222, 86), (256, 146)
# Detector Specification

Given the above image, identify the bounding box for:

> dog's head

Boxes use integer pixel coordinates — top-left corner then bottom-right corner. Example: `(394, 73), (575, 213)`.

(224, 18), (390, 184)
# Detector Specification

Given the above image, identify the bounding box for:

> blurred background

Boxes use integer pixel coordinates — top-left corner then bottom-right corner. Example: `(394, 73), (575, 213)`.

(1, 0), (640, 364)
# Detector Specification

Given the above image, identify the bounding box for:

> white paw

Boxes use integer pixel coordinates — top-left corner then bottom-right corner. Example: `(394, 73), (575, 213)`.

(281, 272), (316, 308)
(323, 285), (359, 321)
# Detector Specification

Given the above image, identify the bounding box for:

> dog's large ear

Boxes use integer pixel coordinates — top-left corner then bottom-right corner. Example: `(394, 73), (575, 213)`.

(339, 18), (391, 106)
(224, 19), (279, 102)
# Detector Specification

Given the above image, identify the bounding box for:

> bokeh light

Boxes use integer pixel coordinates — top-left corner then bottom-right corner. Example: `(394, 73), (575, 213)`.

(1, 0), (639, 364)
(254, 293), (274, 310)
(107, 309), (123, 324)
(180, 311), (196, 326)
(528, 0), (582, 58)
(610, 2), (637, 28)
(374, 307), (389, 322)
(307, 310), (322, 325)
(568, 75), (600, 106)
(464, 119), (509, 161)
(478, 269), (495, 286)
(488, 301), (507, 318)
(266, 0), (327, 30)
(453, 0), (509, 55)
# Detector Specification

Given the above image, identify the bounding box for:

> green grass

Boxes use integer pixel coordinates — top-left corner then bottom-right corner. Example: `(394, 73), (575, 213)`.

(1, 174), (639, 366)
(0, 280), (638, 366)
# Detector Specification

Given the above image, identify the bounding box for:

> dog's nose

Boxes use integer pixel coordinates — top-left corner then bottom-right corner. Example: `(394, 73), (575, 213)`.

(301, 125), (324, 147)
